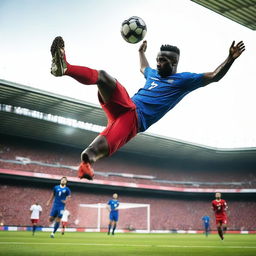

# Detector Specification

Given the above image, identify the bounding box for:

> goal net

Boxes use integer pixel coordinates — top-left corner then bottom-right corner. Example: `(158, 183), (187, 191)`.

(76, 203), (150, 233)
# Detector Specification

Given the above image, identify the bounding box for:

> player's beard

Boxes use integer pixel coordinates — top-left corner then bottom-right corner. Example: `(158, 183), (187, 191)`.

(158, 65), (173, 77)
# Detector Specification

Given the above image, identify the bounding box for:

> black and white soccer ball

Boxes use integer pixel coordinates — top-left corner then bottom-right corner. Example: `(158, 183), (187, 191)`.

(121, 16), (147, 44)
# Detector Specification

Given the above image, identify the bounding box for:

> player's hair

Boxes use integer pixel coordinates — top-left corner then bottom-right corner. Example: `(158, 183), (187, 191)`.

(160, 44), (180, 55)
(61, 176), (67, 180)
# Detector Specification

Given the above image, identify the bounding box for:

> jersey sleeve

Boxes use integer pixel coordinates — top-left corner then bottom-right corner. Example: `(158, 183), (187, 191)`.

(182, 72), (204, 91)
(107, 200), (111, 205)
(39, 205), (42, 212)
(30, 205), (33, 211)
(144, 66), (153, 79)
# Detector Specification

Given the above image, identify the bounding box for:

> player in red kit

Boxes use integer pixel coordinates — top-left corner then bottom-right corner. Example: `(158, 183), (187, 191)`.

(212, 192), (228, 240)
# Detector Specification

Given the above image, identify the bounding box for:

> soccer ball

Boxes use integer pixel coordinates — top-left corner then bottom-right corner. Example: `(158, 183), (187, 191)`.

(121, 16), (147, 44)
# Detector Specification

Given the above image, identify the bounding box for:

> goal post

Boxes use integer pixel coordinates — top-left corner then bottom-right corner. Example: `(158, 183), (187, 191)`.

(77, 203), (150, 233)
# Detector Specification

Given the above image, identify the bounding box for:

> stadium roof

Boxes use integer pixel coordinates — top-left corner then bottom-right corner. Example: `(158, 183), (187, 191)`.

(1, 79), (256, 166)
(191, 0), (256, 30)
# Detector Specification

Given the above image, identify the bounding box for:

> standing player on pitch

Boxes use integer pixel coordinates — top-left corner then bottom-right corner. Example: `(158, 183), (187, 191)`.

(46, 177), (71, 238)
(212, 192), (228, 240)
(202, 215), (210, 237)
(50, 37), (245, 180)
(61, 209), (70, 235)
(107, 193), (119, 235)
(30, 202), (42, 235)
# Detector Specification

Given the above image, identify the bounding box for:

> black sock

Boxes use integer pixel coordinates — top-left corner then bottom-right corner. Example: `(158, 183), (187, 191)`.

(218, 227), (223, 240)
(112, 224), (116, 234)
(53, 222), (60, 234)
(108, 224), (112, 234)
(32, 225), (36, 233)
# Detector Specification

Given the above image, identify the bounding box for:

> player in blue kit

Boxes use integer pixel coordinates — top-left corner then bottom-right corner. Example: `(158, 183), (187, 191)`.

(107, 193), (119, 235)
(202, 215), (210, 237)
(46, 177), (71, 238)
(50, 37), (245, 180)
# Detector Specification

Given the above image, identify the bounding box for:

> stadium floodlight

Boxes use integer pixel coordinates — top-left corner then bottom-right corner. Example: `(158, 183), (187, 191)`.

(0, 104), (105, 133)
(77, 203), (150, 233)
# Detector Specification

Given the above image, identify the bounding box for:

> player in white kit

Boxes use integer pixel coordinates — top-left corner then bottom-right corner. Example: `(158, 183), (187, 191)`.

(61, 209), (70, 235)
(30, 202), (42, 235)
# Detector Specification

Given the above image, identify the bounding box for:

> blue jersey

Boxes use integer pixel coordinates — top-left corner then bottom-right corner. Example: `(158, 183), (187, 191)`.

(52, 185), (71, 208)
(108, 199), (119, 212)
(202, 216), (210, 225)
(132, 67), (204, 132)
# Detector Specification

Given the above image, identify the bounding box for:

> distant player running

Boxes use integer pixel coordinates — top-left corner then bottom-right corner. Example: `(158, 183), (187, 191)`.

(30, 202), (42, 235)
(61, 209), (70, 235)
(212, 192), (228, 240)
(107, 193), (119, 235)
(202, 215), (210, 237)
(50, 37), (245, 180)
(46, 177), (71, 238)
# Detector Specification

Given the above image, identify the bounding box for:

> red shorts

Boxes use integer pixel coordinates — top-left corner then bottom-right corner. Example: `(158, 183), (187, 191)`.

(61, 221), (68, 227)
(99, 81), (139, 155)
(31, 219), (39, 224)
(215, 216), (227, 225)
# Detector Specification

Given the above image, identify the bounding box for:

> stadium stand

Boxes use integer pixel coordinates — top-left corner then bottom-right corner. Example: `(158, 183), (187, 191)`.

(0, 181), (256, 231)
(1, 80), (256, 232)
(1, 135), (255, 188)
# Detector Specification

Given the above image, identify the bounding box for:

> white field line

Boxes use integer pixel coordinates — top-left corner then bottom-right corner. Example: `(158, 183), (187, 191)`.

(0, 242), (255, 249)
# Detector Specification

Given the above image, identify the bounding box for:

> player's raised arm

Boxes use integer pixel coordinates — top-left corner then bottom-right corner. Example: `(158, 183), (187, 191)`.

(202, 41), (245, 86)
(62, 195), (71, 205)
(139, 40), (149, 74)
(46, 192), (54, 206)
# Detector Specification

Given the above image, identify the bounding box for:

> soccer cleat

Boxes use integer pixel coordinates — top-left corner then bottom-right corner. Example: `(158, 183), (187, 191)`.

(78, 162), (94, 180)
(50, 233), (54, 238)
(50, 36), (67, 76)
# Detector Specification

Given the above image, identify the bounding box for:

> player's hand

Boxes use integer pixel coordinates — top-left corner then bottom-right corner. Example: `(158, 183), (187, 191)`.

(46, 201), (50, 206)
(229, 41), (245, 60)
(62, 200), (66, 204)
(139, 40), (147, 53)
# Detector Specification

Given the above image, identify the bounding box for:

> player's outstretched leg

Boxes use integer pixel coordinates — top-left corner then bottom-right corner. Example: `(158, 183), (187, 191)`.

(50, 36), (99, 83)
(50, 36), (117, 180)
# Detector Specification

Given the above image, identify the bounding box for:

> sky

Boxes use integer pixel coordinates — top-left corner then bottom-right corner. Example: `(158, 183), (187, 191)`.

(0, 0), (255, 149)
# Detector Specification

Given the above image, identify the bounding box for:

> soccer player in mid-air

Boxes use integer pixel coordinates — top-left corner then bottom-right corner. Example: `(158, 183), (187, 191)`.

(46, 177), (71, 238)
(212, 192), (228, 240)
(30, 202), (42, 235)
(50, 37), (245, 180)
(202, 215), (210, 237)
(107, 193), (119, 235)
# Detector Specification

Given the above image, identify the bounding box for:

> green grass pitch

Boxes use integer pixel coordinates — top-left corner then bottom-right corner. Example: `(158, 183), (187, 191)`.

(0, 231), (255, 256)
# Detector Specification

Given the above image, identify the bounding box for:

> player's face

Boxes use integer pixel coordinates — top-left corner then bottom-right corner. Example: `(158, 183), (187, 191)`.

(215, 192), (221, 199)
(60, 177), (67, 186)
(156, 51), (179, 77)
(113, 193), (118, 199)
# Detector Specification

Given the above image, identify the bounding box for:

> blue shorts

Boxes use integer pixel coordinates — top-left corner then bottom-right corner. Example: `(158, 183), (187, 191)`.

(50, 206), (64, 218)
(204, 224), (209, 229)
(109, 211), (119, 222)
